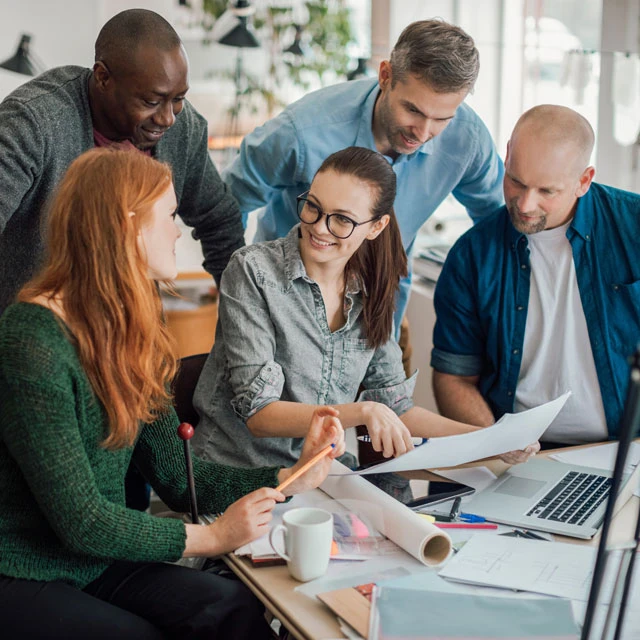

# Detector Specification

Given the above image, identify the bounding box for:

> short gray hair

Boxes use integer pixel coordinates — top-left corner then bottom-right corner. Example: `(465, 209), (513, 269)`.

(389, 19), (479, 93)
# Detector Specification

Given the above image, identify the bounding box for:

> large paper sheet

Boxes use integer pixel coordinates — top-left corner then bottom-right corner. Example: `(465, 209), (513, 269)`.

(349, 392), (570, 476)
(439, 534), (640, 605)
(321, 460), (451, 566)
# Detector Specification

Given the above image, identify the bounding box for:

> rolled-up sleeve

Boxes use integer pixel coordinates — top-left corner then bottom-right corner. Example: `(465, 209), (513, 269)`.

(230, 360), (285, 421)
(431, 237), (486, 377)
(358, 371), (417, 416)
(218, 251), (283, 421)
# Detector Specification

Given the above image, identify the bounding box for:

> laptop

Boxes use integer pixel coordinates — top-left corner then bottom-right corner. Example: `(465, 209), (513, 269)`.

(463, 456), (640, 539)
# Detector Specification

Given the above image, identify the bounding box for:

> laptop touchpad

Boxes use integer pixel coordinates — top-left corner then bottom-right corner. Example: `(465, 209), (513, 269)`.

(494, 477), (546, 498)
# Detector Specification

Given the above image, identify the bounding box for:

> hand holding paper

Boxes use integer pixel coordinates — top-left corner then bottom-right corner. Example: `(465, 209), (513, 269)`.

(347, 392), (571, 476)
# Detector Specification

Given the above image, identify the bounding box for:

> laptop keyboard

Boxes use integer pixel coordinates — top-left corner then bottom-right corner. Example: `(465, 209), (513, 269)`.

(526, 471), (611, 526)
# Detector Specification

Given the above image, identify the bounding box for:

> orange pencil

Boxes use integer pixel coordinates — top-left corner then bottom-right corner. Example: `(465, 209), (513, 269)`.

(276, 444), (335, 492)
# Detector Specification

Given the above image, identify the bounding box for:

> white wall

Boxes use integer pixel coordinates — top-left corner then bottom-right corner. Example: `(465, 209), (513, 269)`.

(0, 0), (240, 131)
(596, 0), (640, 191)
(1, 1), (95, 68)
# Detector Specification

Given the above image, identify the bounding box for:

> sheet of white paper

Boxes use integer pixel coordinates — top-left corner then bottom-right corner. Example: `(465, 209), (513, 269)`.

(438, 534), (639, 605)
(431, 466), (498, 493)
(348, 393), (570, 476)
(295, 556), (421, 599)
(439, 535), (597, 601)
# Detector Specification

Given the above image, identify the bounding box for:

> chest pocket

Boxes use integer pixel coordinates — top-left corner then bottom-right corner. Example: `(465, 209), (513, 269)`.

(336, 338), (374, 396)
(608, 280), (640, 353)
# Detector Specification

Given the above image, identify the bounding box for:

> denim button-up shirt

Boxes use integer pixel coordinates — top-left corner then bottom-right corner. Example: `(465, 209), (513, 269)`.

(192, 225), (416, 468)
(222, 77), (504, 332)
(431, 182), (640, 437)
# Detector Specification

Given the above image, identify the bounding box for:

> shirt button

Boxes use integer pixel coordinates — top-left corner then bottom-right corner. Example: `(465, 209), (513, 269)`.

(512, 349), (520, 355)
(613, 285), (619, 291)
(507, 391), (513, 397)
(585, 235), (590, 240)
(516, 305), (524, 311)
(521, 264), (527, 270)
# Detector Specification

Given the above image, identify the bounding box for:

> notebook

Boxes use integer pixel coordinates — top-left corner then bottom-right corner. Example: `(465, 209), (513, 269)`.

(463, 456), (639, 539)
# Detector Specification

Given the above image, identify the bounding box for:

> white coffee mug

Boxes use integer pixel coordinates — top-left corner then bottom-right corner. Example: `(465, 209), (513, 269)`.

(269, 507), (333, 582)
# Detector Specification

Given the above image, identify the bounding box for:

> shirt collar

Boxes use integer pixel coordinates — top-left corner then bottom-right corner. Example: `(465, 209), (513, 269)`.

(568, 188), (595, 240)
(354, 81), (381, 150)
(283, 225), (308, 283)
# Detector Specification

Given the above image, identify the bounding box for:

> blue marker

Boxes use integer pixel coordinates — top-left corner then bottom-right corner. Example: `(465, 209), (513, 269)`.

(457, 513), (487, 524)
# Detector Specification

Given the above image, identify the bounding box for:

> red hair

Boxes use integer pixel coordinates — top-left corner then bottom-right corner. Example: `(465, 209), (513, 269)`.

(20, 148), (177, 449)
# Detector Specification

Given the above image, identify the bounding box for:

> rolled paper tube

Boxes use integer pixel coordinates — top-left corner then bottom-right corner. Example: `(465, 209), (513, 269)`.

(321, 460), (452, 566)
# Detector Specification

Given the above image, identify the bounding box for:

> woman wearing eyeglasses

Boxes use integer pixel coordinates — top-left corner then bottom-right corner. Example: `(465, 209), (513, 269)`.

(192, 147), (536, 484)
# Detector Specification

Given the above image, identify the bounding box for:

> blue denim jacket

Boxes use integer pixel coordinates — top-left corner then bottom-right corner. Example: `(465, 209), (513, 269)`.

(192, 226), (416, 468)
(431, 182), (640, 437)
(222, 78), (504, 332)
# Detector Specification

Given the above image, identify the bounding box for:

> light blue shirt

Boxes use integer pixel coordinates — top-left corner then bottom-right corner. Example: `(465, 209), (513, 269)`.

(223, 78), (505, 329)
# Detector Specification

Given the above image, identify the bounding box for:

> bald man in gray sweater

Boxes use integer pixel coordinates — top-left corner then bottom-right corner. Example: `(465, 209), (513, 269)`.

(0, 9), (244, 314)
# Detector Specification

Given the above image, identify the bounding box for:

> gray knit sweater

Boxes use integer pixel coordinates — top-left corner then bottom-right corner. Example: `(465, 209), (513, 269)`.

(0, 66), (245, 314)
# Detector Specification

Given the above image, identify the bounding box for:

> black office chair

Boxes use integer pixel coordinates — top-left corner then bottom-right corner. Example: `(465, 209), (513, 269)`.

(171, 352), (209, 427)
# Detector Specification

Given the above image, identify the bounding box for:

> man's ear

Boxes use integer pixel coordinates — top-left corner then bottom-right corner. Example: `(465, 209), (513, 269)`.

(92, 61), (111, 91)
(576, 166), (595, 197)
(366, 215), (390, 240)
(378, 60), (392, 90)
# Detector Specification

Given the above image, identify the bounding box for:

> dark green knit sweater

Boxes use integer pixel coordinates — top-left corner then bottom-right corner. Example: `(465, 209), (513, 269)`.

(0, 303), (281, 588)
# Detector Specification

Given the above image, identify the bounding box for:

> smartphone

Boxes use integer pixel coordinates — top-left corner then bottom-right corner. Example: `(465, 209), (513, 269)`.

(405, 483), (475, 511)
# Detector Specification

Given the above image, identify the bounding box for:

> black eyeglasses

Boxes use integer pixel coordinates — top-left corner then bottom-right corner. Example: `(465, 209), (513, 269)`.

(296, 191), (380, 239)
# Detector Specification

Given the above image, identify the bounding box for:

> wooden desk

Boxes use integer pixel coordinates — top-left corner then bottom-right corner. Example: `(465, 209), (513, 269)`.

(165, 272), (218, 358)
(223, 445), (639, 640)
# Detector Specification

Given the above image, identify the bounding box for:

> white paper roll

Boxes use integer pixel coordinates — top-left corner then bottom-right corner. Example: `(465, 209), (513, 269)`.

(320, 460), (451, 566)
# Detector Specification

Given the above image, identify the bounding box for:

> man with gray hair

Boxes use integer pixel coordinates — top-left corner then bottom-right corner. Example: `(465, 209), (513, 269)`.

(431, 105), (640, 447)
(0, 8), (244, 317)
(223, 19), (504, 342)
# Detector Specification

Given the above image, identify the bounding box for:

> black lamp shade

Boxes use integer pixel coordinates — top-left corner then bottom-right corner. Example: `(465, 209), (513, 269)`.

(0, 34), (40, 76)
(284, 25), (304, 56)
(218, 19), (260, 48)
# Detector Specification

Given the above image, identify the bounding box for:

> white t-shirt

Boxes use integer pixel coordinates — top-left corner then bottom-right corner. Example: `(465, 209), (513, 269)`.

(514, 222), (608, 444)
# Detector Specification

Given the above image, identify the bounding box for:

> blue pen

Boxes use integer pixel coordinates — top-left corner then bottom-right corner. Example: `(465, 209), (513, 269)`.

(458, 513), (487, 523)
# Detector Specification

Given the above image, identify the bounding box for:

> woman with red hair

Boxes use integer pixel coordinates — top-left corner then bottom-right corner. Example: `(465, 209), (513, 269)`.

(0, 147), (344, 638)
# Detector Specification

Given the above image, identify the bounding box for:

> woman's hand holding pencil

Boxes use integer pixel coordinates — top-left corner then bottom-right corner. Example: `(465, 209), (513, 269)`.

(276, 406), (345, 496)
